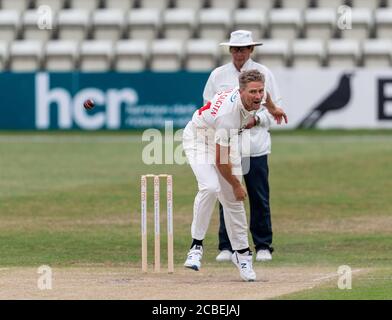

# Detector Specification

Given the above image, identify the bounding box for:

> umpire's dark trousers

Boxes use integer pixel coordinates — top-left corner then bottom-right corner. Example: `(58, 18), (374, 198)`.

(218, 154), (273, 252)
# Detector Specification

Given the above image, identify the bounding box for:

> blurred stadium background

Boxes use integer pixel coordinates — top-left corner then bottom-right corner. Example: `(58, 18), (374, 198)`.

(1, 0), (392, 130)
(1, 0), (392, 71)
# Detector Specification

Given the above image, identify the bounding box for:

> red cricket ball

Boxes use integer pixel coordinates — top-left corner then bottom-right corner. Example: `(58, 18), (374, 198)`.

(83, 99), (95, 110)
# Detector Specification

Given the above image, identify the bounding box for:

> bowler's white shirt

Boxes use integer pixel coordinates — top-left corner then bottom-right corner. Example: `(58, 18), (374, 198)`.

(203, 59), (283, 157)
(192, 88), (254, 147)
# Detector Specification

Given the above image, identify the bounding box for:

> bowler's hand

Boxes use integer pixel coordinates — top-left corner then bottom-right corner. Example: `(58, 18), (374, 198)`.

(265, 93), (288, 124)
(270, 107), (288, 125)
(233, 184), (247, 201)
(244, 116), (257, 129)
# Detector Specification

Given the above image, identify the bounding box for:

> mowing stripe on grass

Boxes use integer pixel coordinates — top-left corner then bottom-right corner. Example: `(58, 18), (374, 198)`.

(0, 134), (391, 144)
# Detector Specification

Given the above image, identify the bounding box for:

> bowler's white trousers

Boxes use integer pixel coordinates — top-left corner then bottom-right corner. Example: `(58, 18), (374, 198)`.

(182, 121), (249, 250)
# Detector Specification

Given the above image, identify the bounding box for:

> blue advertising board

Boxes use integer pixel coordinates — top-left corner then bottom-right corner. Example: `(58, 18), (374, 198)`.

(0, 72), (208, 130)
(3, 69), (392, 130)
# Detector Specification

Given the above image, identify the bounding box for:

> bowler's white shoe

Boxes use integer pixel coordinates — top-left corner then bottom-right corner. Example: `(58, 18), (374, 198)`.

(215, 250), (232, 262)
(184, 245), (203, 271)
(231, 251), (256, 282)
(256, 249), (272, 262)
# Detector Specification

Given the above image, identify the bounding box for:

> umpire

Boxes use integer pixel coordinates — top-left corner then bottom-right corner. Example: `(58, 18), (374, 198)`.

(203, 30), (284, 262)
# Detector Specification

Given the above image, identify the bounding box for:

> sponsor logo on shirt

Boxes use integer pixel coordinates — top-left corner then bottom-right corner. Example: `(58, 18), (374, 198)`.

(211, 90), (231, 116)
(230, 90), (239, 102)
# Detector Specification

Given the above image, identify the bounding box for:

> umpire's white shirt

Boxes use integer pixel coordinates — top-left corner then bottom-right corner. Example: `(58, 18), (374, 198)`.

(203, 59), (283, 157)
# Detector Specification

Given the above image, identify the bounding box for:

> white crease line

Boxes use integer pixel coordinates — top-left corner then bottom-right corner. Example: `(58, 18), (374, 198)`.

(0, 136), (142, 143)
(273, 136), (392, 143)
(0, 134), (391, 144)
(312, 273), (338, 282)
(312, 269), (363, 282)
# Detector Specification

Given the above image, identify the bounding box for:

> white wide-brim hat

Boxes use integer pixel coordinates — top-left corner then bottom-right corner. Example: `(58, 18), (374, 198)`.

(219, 30), (263, 47)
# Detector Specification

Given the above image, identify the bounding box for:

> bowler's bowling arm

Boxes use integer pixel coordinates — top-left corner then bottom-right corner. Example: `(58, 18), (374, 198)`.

(263, 92), (288, 124)
(215, 143), (246, 201)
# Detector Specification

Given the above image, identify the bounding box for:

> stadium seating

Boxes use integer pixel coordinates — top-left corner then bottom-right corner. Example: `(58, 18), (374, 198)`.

(1, 0), (31, 12)
(351, 0), (382, 9)
(303, 8), (336, 41)
(22, 9), (54, 42)
(45, 40), (79, 71)
(91, 9), (125, 41)
(362, 39), (392, 67)
(0, 41), (8, 71)
(140, 0), (170, 10)
(0, 10), (21, 42)
(280, 0), (312, 9)
(9, 40), (43, 71)
(316, 0), (345, 8)
(105, 0), (135, 11)
(327, 39), (360, 67)
(245, 0), (276, 10)
(185, 39), (219, 71)
(35, 0), (66, 12)
(291, 39), (325, 67)
(232, 9), (267, 40)
(1, 0), (392, 71)
(209, 0), (241, 10)
(255, 39), (290, 67)
(114, 39), (150, 71)
(162, 8), (197, 40)
(79, 40), (113, 71)
(269, 9), (303, 41)
(375, 8), (392, 39)
(339, 8), (373, 40)
(68, 0), (100, 11)
(150, 39), (183, 71)
(198, 8), (232, 42)
(175, 0), (206, 9)
(57, 9), (91, 41)
(127, 8), (161, 41)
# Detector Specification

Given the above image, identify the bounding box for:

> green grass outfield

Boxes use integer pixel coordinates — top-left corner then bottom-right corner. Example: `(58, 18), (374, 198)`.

(0, 130), (391, 299)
